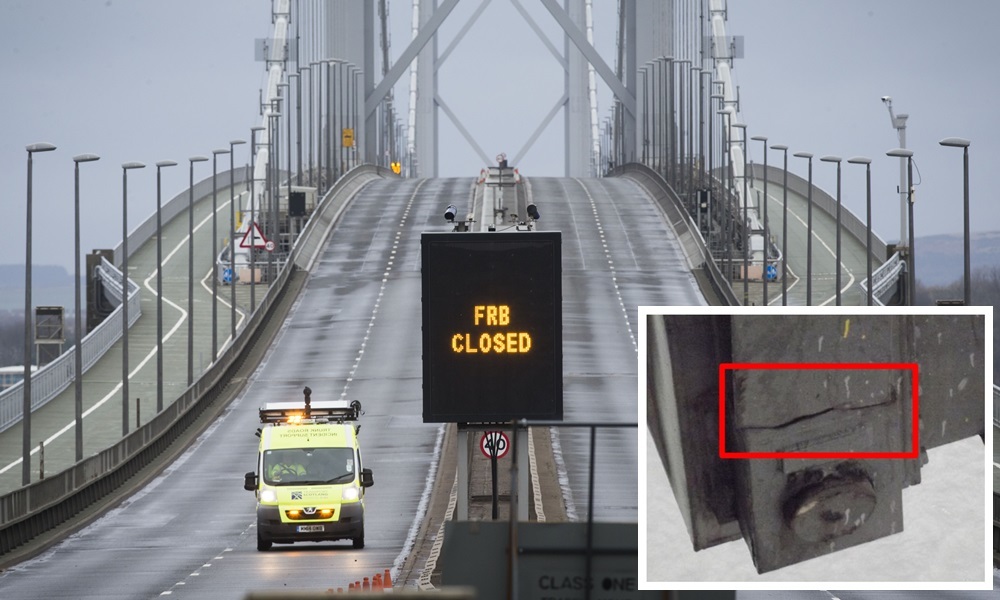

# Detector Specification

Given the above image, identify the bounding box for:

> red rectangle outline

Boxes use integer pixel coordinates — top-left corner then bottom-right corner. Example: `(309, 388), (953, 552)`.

(718, 362), (919, 459)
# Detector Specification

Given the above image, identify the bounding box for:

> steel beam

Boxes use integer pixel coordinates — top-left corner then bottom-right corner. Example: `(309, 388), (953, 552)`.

(647, 313), (985, 573)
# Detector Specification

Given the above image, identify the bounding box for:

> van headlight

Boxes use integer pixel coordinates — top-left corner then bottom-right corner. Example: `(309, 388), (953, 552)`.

(260, 488), (277, 503)
(342, 485), (360, 501)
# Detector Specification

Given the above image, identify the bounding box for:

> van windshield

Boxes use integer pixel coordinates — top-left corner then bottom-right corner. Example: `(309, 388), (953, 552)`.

(262, 448), (356, 486)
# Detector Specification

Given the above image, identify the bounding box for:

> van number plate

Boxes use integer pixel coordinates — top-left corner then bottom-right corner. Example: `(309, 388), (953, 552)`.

(297, 525), (325, 533)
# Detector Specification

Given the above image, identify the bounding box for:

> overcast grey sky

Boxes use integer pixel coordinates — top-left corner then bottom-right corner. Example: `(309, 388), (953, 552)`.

(728, 0), (999, 253)
(2, 1), (996, 274)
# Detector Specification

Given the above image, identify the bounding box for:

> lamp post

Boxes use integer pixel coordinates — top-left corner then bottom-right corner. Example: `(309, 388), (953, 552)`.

(72, 153), (99, 462)
(310, 61), (323, 191)
(23, 143), (57, 483)
(770, 144), (789, 305)
(278, 81), (292, 217)
(688, 65), (697, 207)
(848, 157), (873, 306)
(228, 140), (245, 343)
(675, 59), (691, 192)
(793, 152), (814, 305)
(820, 155), (843, 305)
(351, 67), (362, 171)
(154, 160), (177, 414)
(268, 111), (282, 285)
(300, 66), (312, 187)
(210, 149), (230, 362)
(187, 156), (208, 386)
(732, 123), (748, 304)
(939, 137), (972, 305)
(717, 108), (735, 283)
(697, 68), (708, 194)
(249, 127), (265, 314)
(638, 67), (648, 164)
(708, 93), (724, 244)
(291, 71), (302, 184)
(121, 161), (145, 436)
(751, 136), (769, 305)
(24, 142), (57, 484)
(887, 148), (915, 304)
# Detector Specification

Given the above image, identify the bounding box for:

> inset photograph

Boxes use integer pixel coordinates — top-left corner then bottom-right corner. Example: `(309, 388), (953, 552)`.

(640, 308), (991, 589)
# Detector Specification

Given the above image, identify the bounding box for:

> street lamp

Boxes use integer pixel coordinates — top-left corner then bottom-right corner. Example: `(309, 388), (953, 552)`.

(820, 155), (843, 305)
(310, 61), (323, 191)
(249, 127), (265, 314)
(717, 108), (734, 282)
(939, 137), (972, 305)
(23, 142), (57, 484)
(886, 148), (915, 305)
(351, 67), (362, 171)
(290, 72), (302, 184)
(638, 67), (649, 164)
(793, 152), (814, 305)
(267, 111), (282, 286)
(210, 148), (230, 361)
(687, 65), (697, 207)
(675, 59), (691, 192)
(187, 156), (208, 386)
(300, 65), (312, 186)
(154, 160), (177, 414)
(732, 122), (748, 305)
(847, 156), (873, 306)
(770, 144), (789, 305)
(121, 161), (145, 436)
(229, 140), (246, 343)
(72, 153), (99, 462)
(751, 136), (769, 305)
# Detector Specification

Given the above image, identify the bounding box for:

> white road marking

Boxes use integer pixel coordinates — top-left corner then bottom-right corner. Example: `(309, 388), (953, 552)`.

(0, 195), (239, 476)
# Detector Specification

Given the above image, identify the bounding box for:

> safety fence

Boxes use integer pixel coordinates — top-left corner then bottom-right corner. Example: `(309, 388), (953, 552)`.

(0, 165), (389, 559)
(0, 258), (139, 434)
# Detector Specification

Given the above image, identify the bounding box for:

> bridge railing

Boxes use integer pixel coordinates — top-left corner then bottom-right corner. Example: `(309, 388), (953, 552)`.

(612, 162), (740, 305)
(858, 251), (906, 306)
(0, 165), (389, 559)
(0, 168), (252, 435)
(0, 257), (140, 434)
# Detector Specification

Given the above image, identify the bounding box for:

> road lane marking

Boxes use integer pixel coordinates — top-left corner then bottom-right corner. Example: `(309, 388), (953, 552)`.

(0, 195), (235, 476)
(755, 184), (858, 306)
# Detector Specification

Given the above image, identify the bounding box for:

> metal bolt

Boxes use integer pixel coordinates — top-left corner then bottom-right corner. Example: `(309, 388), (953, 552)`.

(783, 463), (876, 543)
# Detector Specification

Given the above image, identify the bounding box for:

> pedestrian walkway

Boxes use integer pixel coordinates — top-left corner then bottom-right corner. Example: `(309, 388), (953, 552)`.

(0, 182), (274, 494)
(731, 180), (884, 307)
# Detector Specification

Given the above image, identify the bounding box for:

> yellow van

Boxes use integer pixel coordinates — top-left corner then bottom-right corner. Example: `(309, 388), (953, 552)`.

(243, 388), (374, 551)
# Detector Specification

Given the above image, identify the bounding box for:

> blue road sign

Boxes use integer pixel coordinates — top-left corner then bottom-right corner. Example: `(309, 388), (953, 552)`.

(223, 268), (233, 284)
(766, 264), (777, 281)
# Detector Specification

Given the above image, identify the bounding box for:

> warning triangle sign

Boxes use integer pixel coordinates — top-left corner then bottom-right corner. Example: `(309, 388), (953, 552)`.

(239, 221), (269, 249)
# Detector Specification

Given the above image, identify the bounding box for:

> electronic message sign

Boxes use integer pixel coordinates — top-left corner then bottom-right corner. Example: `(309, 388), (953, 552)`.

(421, 231), (562, 423)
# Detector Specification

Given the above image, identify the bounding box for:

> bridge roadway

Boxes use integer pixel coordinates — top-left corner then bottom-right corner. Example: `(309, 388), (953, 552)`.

(0, 173), (706, 597)
(0, 178), (255, 494)
(736, 177), (883, 308)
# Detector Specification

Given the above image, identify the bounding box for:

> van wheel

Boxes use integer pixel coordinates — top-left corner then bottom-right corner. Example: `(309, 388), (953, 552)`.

(352, 529), (365, 550)
(257, 532), (272, 551)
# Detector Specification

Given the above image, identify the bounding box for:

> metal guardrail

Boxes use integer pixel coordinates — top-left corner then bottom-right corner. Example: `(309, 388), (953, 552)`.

(611, 163), (740, 306)
(0, 165), (389, 559)
(751, 163), (889, 262)
(0, 257), (140, 434)
(0, 168), (252, 435)
(858, 251), (905, 306)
